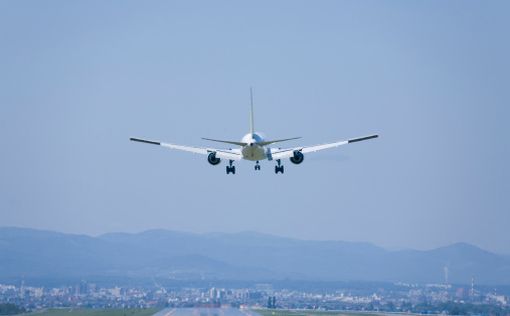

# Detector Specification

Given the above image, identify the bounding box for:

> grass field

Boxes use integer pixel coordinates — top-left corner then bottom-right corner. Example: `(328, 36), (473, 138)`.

(29, 308), (160, 316)
(254, 309), (387, 316)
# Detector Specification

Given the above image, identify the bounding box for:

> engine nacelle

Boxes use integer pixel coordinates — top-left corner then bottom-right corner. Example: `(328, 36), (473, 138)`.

(290, 150), (304, 164)
(207, 152), (221, 165)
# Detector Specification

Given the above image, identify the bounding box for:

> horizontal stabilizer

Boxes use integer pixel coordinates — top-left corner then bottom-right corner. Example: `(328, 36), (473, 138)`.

(202, 138), (247, 146)
(258, 137), (302, 146)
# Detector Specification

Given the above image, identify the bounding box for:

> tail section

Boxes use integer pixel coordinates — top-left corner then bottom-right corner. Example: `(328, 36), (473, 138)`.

(250, 87), (255, 136)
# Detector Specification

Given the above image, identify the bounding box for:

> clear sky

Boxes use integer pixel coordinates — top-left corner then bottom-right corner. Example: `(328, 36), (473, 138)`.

(1, 1), (509, 254)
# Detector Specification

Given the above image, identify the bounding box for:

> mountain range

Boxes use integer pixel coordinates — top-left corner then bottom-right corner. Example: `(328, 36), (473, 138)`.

(1, 227), (509, 285)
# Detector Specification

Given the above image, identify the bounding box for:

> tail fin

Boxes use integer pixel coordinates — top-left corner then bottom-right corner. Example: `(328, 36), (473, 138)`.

(250, 87), (254, 136)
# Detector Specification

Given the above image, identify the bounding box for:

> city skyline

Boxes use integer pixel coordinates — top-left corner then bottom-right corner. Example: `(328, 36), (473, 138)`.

(2, 279), (509, 313)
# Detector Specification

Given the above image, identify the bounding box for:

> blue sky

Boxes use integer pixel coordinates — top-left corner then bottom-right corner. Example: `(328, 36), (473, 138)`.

(1, 1), (509, 254)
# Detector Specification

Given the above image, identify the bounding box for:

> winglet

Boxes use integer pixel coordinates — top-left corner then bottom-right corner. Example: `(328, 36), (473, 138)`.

(130, 137), (161, 145)
(347, 134), (379, 143)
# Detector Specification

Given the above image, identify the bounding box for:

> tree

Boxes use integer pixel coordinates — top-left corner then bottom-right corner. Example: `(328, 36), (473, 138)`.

(0, 303), (26, 315)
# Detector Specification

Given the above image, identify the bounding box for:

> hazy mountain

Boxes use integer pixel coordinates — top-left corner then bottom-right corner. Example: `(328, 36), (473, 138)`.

(1, 227), (509, 285)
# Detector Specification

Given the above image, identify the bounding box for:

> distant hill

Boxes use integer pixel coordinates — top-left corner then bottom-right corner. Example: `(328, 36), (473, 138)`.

(1, 227), (509, 285)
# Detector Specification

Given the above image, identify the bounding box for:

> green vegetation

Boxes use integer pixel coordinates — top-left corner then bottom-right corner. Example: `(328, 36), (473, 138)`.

(29, 308), (159, 316)
(254, 309), (383, 316)
(406, 302), (510, 315)
(255, 305), (510, 316)
(0, 303), (26, 315)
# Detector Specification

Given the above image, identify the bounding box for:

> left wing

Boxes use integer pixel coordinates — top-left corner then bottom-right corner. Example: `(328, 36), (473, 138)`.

(130, 137), (242, 160)
(270, 134), (378, 160)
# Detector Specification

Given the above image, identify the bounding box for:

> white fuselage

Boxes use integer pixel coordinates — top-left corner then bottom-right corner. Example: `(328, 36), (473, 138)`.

(240, 132), (267, 161)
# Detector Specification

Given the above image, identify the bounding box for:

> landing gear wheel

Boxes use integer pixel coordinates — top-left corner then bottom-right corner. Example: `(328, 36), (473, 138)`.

(275, 165), (284, 174)
(226, 160), (236, 175)
(226, 165), (236, 174)
(275, 159), (284, 174)
(255, 162), (261, 171)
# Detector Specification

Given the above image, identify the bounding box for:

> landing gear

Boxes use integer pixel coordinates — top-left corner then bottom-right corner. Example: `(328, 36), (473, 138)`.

(254, 161), (261, 171)
(274, 159), (284, 174)
(226, 160), (236, 175)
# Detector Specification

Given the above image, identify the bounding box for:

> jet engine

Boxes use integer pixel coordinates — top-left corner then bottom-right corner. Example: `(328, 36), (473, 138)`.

(207, 152), (221, 165)
(290, 150), (304, 164)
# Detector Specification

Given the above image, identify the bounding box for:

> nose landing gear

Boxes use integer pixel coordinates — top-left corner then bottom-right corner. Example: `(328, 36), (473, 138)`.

(274, 159), (284, 174)
(254, 161), (261, 171)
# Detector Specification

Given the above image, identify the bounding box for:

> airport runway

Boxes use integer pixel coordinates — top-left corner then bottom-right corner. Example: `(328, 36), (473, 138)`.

(153, 307), (261, 316)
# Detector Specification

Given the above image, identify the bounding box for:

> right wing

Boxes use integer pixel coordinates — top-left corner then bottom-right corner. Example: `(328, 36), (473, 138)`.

(271, 134), (378, 160)
(130, 137), (242, 160)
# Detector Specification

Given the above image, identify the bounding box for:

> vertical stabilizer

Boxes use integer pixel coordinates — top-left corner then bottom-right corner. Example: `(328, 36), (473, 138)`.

(250, 87), (255, 136)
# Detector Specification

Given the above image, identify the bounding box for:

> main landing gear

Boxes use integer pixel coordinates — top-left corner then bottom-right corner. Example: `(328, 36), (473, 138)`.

(275, 159), (284, 174)
(226, 160), (236, 175)
(254, 161), (261, 171)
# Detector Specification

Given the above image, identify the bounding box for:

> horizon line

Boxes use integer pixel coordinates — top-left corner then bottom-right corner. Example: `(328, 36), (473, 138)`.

(0, 225), (505, 256)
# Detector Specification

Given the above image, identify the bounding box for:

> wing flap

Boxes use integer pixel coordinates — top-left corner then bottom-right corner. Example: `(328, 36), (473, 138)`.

(301, 140), (348, 153)
(213, 149), (242, 161)
(270, 148), (301, 160)
(160, 142), (209, 155)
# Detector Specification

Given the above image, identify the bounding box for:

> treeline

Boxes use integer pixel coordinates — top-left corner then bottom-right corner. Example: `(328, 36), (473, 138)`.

(402, 302), (510, 316)
(0, 303), (25, 315)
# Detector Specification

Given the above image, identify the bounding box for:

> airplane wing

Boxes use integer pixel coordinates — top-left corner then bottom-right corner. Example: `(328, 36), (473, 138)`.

(270, 134), (378, 160)
(130, 137), (242, 160)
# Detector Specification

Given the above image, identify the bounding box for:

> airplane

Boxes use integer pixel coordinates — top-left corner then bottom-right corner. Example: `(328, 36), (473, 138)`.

(130, 89), (378, 174)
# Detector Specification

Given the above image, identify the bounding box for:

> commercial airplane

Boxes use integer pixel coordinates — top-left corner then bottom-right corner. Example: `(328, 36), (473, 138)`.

(130, 90), (378, 174)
